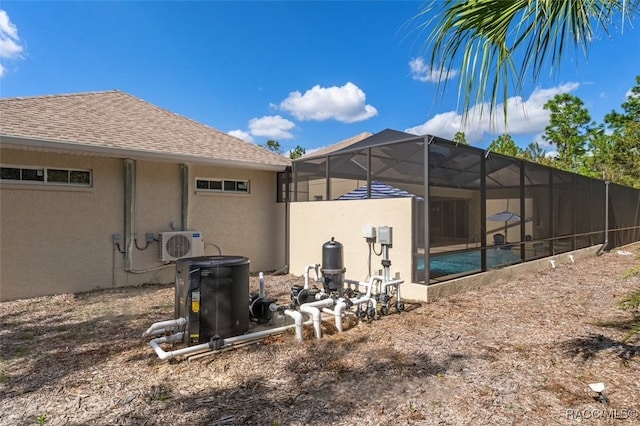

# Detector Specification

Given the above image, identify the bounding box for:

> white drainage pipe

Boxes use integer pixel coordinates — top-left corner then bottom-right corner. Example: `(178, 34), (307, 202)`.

(304, 264), (320, 289)
(327, 295), (374, 332)
(147, 309), (311, 360)
(149, 332), (186, 359)
(364, 275), (384, 297)
(380, 278), (404, 298)
(258, 271), (266, 299)
(148, 319), (308, 360)
(300, 298), (335, 339)
(142, 317), (187, 338)
(550, 259), (557, 268)
(284, 309), (305, 342)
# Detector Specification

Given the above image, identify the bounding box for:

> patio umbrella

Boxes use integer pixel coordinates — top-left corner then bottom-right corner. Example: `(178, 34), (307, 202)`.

(488, 210), (521, 240)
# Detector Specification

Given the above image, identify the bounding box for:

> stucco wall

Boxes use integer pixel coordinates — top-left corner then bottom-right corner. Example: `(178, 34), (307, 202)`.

(1, 149), (125, 300)
(289, 198), (414, 285)
(189, 165), (285, 272)
(1, 149), (285, 300)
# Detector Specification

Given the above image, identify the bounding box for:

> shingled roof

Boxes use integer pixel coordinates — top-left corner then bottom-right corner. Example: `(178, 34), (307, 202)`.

(300, 131), (373, 159)
(0, 90), (291, 171)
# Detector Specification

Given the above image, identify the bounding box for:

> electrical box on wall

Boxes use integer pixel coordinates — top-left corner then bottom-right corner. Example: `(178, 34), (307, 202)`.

(362, 225), (376, 240)
(378, 226), (393, 247)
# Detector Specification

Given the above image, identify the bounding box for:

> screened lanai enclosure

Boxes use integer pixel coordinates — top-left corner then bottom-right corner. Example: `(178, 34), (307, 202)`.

(290, 129), (640, 287)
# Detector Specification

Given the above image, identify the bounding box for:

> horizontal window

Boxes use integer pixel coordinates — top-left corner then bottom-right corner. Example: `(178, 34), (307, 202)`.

(0, 165), (92, 187)
(196, 178), (249, 194)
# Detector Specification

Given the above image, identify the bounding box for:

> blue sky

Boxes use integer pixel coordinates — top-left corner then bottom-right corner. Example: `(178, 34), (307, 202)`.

(1, 1), (638, 155)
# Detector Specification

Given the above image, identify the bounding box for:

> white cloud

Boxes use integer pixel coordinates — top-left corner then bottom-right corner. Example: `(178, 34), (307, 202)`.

(248, 115), (296, 139)
(279, 82), (377, 123)
(228, 129), (254, 143)
(0, 10), (23, 78)
(409, 57), (458, 83)
(405, 82), (580, 144)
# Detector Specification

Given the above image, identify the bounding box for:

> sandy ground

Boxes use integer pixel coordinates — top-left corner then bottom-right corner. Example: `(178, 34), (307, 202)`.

(1, 245), (639, 425)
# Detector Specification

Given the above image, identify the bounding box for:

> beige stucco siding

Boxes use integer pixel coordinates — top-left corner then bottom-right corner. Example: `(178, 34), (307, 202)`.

(113, 160), (183, 287)
(189, 165), (285, 272)
(289, 198), (414, 284)
(1, 149), (124, 300)
(1, 149), (286, 300)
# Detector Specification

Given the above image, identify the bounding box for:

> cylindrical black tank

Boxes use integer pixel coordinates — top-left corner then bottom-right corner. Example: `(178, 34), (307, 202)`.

(175, 256), (249, 344)
(320, 237), (346, 295)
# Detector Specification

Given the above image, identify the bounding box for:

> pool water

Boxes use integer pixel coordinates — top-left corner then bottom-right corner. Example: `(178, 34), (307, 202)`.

(418, 249), (521, 277)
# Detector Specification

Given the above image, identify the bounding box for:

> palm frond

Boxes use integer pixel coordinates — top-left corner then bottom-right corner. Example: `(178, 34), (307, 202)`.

(417, 0), (636, 126)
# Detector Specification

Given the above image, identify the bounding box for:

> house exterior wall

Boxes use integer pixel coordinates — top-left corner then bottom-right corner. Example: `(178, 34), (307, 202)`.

(1, 148), (285, 301)
(289, 198), (414, 286)
(188, 165), (285, 272)
(1, 149), (125, 300)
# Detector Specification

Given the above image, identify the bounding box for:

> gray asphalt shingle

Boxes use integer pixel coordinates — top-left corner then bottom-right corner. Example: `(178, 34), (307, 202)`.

(0, 90), (291, 169)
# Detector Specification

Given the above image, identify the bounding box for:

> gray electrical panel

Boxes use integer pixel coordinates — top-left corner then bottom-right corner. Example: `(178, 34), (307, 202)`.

(378, 226), (393, 246)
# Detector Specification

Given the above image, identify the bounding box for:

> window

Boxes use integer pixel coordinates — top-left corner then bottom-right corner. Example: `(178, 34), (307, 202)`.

(0, 165), (91, 186)
(196, 178), (249, 194)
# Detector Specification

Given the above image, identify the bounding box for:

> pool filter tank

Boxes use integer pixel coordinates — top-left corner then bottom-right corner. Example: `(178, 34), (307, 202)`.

(320, 237), (346, 296)
(175, 256), (250, 345)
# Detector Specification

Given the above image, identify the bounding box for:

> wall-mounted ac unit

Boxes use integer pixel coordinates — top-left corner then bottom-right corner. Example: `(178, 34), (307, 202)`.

(158, 231), (205, 262)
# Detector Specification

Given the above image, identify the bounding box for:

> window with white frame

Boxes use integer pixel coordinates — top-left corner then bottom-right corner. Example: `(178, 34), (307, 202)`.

(0, 165), (92, 187)
(196, 178), (249, 194)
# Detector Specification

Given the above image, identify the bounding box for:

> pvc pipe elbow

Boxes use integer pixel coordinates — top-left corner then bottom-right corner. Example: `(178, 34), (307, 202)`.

(365, 275), (384, 297)
(333, 301), (347, 332)
(304, 264), (318, 289)
(149, 332), (184, 360)
(284, 309), (304, 342)
(142, 317), (187, 338)
(299, 304), (323, 339)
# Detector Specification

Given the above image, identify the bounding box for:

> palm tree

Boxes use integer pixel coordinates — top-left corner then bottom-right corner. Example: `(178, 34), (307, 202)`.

(417, 0), (638, 124)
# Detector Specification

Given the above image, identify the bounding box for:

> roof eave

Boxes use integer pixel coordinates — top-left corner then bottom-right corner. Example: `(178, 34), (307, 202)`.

(0, 135), (290, 172)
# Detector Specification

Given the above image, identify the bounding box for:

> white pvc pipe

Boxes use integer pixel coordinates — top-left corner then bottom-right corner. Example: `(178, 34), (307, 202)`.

(381, 278), (404, 312)
(327, 295), (375, 332)
(149, 332), (186, 359)
(329, 302), (346, 332)
(258, 272), (266, 299)
(284, 309), (305, 342)
(304, 264), (319, 289)
(380, 278), (404, 300)
(142, 317), (187, 338)
(148, 320), (307, 360)
(300, 298), (335, 339)
(364, 275), (384, 297)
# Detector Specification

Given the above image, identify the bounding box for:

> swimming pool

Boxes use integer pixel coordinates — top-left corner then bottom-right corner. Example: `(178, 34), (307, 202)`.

(419, 249), (521, 277)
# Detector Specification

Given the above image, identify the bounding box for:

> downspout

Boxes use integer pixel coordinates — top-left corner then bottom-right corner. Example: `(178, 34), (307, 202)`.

(325, 155), (331, 201)
(596, 181), (610, 256)
(181, 164), (189, 231)
(124, 159), (135, 271)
